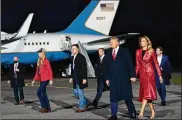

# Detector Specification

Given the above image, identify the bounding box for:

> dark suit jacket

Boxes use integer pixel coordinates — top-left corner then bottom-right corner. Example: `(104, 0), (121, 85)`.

(105, 47), (136, 102)
(9, 62), (25, 88)
(156, 55), (172, 85)
(71, 53), (88, 89)
(95, 56), (109, 91)
(95, 56), (105, 80)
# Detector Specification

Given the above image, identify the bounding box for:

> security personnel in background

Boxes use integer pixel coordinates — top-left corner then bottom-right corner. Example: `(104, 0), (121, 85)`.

(88, 48), (109, 108)
(156, 46), (172, 106)
(9, 56), (25, 105)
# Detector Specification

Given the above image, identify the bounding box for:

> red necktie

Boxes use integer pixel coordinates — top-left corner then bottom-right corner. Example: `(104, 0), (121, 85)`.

(112, 50), (116, 60)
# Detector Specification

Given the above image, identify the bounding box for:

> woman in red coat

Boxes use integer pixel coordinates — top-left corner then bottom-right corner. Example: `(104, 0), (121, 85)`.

(135, 36), (163, 119)
(32, 48), (53, 113)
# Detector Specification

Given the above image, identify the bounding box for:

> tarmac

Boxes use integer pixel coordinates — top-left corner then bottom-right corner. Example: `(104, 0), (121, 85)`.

(1, 78), (181, 119)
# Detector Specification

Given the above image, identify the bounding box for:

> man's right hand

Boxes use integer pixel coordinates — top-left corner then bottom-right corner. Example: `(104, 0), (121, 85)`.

(130, 78), (136, 82)
(69, 78), (73, 83)
(106, 80), (110, 86)
(7, 80), (10, 84)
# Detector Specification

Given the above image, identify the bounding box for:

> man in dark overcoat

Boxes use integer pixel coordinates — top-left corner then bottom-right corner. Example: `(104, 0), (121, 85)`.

(69, 44), (89, 112)
(105, 37), (137, 120)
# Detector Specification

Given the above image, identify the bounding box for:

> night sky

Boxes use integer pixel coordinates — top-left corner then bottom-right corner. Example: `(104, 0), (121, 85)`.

(1, 0), (181, 70)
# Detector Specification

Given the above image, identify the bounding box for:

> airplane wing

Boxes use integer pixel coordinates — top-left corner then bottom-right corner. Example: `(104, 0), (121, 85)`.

(1, 37), (23, 45)
(1, 13), (34, 45)
(86, 33), (140, 45)
(1, 32), (8, 35)
(1, 47), (7, 50)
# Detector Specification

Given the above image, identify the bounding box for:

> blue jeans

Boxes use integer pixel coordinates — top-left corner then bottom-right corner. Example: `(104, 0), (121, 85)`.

(156, 78), (166, 102)
(73, 84), (88, 110)
(37, 81), (51, 110)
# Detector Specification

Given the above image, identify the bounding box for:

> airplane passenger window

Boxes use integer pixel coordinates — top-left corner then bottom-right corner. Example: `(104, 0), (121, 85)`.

(43, 42), (45, 45)
(47, 42), (49, 45)
(40, 42), (42, 45)
(36, 42), (38, 45)
(28, 43), (30, 45)
(24, 43), (26, 45)
(32, 43), (34, 45)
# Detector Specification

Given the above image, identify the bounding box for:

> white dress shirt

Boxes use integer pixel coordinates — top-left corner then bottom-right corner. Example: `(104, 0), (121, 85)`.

(14, 62), (19, 78)
(73, 53), (78, 69)
(14, 62), (19, 72)
(100, 54), (105, 63)
(157, 55), (162, 66)
(112, 46), (119, 56)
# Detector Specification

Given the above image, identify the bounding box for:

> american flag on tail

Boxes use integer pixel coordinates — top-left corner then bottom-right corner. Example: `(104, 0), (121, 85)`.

(100, 3), (114, 12)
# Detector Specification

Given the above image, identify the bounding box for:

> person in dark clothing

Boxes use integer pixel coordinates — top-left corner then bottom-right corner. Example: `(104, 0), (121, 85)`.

(156, 46), (172, 106)
(88, 48), (109, 108)
(9, 56), (25, 105)
(105, 37), (137, 120)
(69, 44), (89, 112)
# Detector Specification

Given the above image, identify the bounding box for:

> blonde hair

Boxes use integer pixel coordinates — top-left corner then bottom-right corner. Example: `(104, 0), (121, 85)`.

(37, 48), (46, 67)
(139, 36), (153, 54)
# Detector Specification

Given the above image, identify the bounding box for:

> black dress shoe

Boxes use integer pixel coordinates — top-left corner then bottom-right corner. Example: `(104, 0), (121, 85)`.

(92, 100), (98, 108)
(87, 100), (98, 108)
(14, 102), (19, 105)
(108, 115), (117, 120)
(130, 113), (136, 119)
(161, 101), (166, 106)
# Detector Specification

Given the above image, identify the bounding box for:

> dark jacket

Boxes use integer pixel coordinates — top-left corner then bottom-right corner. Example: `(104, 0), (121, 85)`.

(155, 55), (172, 85)
(71, 53), (88, 89)
(105, 47), (136, 102)
(95, 55), (109, 91)
(9, 63), (25, 88)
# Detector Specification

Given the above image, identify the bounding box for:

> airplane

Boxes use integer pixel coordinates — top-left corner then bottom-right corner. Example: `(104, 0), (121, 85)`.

(1, 0), (140, 66)
(1, 13), (34, 45)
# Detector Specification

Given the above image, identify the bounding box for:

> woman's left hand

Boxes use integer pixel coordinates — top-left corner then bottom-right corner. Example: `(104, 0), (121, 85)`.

(159, 76), (163, 83)
(49, 80), (53, 86)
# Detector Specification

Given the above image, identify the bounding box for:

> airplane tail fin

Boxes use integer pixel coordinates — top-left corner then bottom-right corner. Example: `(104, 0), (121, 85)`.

(61, 0), (120, 35)
(14, 13), (34, 38)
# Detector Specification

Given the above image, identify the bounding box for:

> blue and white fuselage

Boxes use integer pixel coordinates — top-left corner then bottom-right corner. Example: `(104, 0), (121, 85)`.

(1, 0), (138, 65)
(1, 33), (111, 64)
